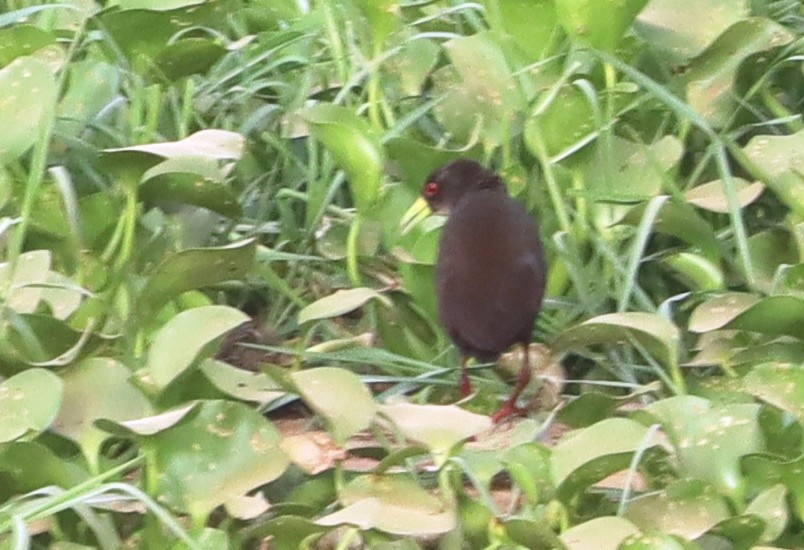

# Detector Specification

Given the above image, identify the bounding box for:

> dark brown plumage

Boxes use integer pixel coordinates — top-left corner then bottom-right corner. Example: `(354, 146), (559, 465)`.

(422, 159), (546, 421)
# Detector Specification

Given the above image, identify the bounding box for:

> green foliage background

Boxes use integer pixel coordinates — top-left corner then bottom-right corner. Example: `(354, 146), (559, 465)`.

(0, 0), (802, 548)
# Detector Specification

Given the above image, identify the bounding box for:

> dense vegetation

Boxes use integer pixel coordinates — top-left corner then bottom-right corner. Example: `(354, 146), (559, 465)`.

(0, 0), (802, 548)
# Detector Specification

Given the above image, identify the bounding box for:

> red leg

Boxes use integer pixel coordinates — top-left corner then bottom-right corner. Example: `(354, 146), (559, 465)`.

(492, 344), (531, 423)
(458, 355), (472, 398)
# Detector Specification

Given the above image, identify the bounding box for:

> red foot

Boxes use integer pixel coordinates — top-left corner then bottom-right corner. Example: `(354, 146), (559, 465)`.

(459, 372), (472, 398)
(491, 402), (528, 424)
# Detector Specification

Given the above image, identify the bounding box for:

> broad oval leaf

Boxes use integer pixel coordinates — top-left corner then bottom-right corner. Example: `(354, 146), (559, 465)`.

(619, 531), (689, 550)
(200, 359), (285, 404)
(146, 305), (250, 390)
(559, 516), (641, 550)
(0, 368), (63, 442)
(298, 287), (390, 324)
(742, 454), (804, 523)
(553, 312), (680, 369)
(318, 474), (455, 536)
(290, 367), (377, 444)
(151, 400), (288, 522)
(302, 104), (383, 212)
(624, 486), (731, 540)
(585, 136), (683, 202)
(52, 358), (152, 470)
(137, 238), (256, 320)
(643, 397), (763, 501)
(684, 178), (765, 213)
(380, 403), (492, 461)
(635, 0), (748, 61)
(105, 129), (245, 160)
(0, 441), (87, 495)
(140, 157), (241, 218)
(745, 484), (789, 543)
(0, 249), (51, 313)
(96, 403), (198, 437)
(743, 130), (804, 216)
(435, 32), (524, 148)
(685, 18), (794, 128)
(0, 56), (57, 162)
(555, 0), (650, 51)
(552, 418), (664, 496)
(525, 84), (596, 160)
(486, 0), (557, 61)
(744, 363), (804, 422)
(689, 293), (804, 339)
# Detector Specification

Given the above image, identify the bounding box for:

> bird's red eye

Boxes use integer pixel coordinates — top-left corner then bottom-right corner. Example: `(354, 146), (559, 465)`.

(424, 182), (439, 198)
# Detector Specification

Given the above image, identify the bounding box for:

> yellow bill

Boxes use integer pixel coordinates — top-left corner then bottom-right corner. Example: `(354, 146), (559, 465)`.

(399, 196), (432, 234)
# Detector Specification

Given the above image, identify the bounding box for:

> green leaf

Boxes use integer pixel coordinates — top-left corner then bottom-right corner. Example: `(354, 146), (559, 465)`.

(743, 454), (804, 523)
(748, 229), (799, 294)
(200, 359), (285, 403)
(380, 403), (492, 462)
(154, 38), (226, 81)
(137, 238), (256, 320)
(503, 442), (554, 503)
(642, 397), (763, 501)
(525, 84), (595, 160)
(0, 441), (87, 498)
(150, 400), (288, 522)
(624, 199), (720, 260)
(685, 18), (794, 128)
(386, 39), (439, 96)
(302, 104), (383, 212)
(290, 367), (377, 444)
(689, 293), (804, 339)
(635, 0), (749, 61)
(559, 382), (660, 428)
(105, 129), (245, 160)
(624, 484), (732, 540)
(353, 0), (398, 44)
(434, 32), (524, 147)
(95, 403), (198, 437)
(298, 287), (391, 324)
(57, 59), (120, 137)
(552, 418), (664, 500)
(317, 474), (455, 536)
(743, 130), (804, 216)
(248, 516), (325, 550)
(553, 312), (680, 369)
(0, 250), (51, 313)
(619, 531), (690, 550)
(0, 24), (55, 66)
(661, 252), (725, 292)
(119, 0), (205, 10)
(0, 56), (57, 162)
(483, 0), (558, 61)
(684, 178), (764, 213)
(0, 313), (97, 368)
(146, 305), (250, 391)
(585, 136), (683, 202)
(140, 157), (241, 218)
(745, 484), (788, 543)
(559, 516), (641, 550)
(0, 368), (63, 442)
(744, 363), (804, 422)
(503, 517), (565, 548)
(52, 358), (152, 469)
(555, 0), (650, 51)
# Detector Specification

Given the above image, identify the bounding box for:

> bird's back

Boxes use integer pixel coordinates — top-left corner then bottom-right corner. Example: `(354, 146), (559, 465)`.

(436, 190), (546, 361)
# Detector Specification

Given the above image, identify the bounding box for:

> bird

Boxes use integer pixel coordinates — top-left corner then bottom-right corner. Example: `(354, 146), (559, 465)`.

(404, 158), (547, 422)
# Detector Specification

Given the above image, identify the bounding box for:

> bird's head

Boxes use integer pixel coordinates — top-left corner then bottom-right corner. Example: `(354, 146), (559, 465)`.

(400, 159), (503, 233)
(422, 158), (502, 214)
